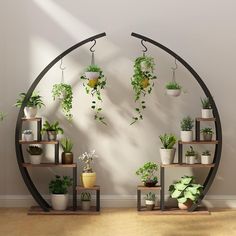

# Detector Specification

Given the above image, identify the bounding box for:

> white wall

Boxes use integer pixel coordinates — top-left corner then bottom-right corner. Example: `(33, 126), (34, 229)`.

(1, 0), (236, 207)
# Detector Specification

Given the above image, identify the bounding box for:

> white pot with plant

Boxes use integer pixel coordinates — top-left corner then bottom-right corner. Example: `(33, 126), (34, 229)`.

(201, 127), (214, 141)
(22, 130), (34, 141)
(201, 150), (213, 164)
(27, 146), (43, 164)
(81, 192), (91, 211)
(165, 81), (182, 97)
(180, 116), (194, 142)
(185, 146), (197, 164)
(78, 150), (98, 188)
(49, 175), (72, 211)
(201, 97), (213, 118)
(15, 92), (45, 118)
(145, 192), (156, 211)
(41, 121), (64, 141)
(159, 134), (177, 164)
(83, 65), (101, 87)
(169, 176), (203, 210)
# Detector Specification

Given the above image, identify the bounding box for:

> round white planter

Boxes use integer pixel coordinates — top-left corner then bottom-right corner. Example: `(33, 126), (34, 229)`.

(180, 131), (193, 142)
(201, 155), (213, 164)
(24, 107), (37, 118)
(166, 89), (181, 97)
(51, 194), (69, 211)
(202, 109), (213, 119)
(29, 155), (42, 165)
(85, 72), (100, 80)
(81, 201), (91, 211)
(160, 148), (176, 164)
(185, 156), (195, 164)
(22, 133), (34, 141)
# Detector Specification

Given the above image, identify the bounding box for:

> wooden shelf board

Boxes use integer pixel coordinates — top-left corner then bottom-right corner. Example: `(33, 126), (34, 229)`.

(196, 117), (216, 122)
(137, 185), (161, 190)
(19, 140), (59, 144)
(22, 163), (77, 168)
(179, 140), (218, 144)
(21, 117), (42, 121)
(77, 185), (100, 191)
(28, 206), (100, 215)
(161, 163), (215, 168)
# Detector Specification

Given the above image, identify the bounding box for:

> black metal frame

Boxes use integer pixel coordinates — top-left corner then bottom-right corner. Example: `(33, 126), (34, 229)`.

(15, 32), (106, 212)
(131, 32), (222, 212)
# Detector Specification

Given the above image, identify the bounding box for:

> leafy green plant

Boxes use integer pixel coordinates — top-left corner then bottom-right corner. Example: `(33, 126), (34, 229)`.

(27, 146), (43, 155)
(81, 192), (91, 201)
(201, 97), (211, 109)
(166, 81), (181, 90)
(130, 56), (157, 124)
(202, 150), (211, 156)
(0, 112), (6, 121)
(15, 92), (44, 108)
(49, 175), (72, 194)
(159, 134), (177, 149)
(80, 64), (107, 125)
(145, 192), (156, 201)
(180, 116), (194, 131)
(41, 121), (64, 134)
(52, 83), (73, 121)
(135, 162), (158, 184)
(185, 146), (197, 157)
(61, 138), (73, 153)
(169, 176), (203, 204)
(201, 127), (214, 134)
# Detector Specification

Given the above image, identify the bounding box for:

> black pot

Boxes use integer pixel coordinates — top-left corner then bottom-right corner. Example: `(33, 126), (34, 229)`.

(144, 180), (157, 187)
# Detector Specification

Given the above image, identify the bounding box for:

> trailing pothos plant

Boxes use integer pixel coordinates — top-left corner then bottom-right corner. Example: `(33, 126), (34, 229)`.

(80, 64), (107, 125)
(130, 56), (157, 125)
(52, 83), (73, 121)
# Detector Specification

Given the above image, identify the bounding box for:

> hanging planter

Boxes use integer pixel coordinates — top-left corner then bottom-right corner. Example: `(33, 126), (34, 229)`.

(166, 81), (182, 97)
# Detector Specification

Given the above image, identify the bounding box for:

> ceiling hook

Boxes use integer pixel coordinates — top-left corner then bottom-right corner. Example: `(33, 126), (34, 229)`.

(59, 59), (66, 71)
(141, 39), (148, 53)
(90, 40), (96, 53)
(171, 58), (178, 71)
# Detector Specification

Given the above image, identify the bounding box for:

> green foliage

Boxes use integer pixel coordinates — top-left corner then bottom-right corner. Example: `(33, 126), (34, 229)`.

(145, 192), (156, 201)
(135, 162), (158, 183)
(159, 134), (177, 149)
(61, 137), (73, 153)
(130, 56), (157, 125)
(165, 81), (182, 90)
(52, 83), (73, 121)
(27, 146), (43, 155)
(41, 121), (64, 134)
(0, 112), (6, 121)
(202, 150), (211, 156)
(185, 146), (197, 157)
(80, 65), (107, 125)
(49, 175), (72, 194)
(201, 127), (214, 134)
(169, 176), (203, 204)
(180, 116), (194, 131)
(201, 97), (211, 109)
(15, 92), (44, 108)
(81, 192), (91, 201)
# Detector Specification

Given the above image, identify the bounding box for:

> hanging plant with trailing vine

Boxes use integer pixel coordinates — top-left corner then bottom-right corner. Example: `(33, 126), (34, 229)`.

(130, 56), (157, 124)
(80, 64), (107, 125)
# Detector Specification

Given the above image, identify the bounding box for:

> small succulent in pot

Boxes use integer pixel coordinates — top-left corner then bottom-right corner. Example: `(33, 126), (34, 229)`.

(27, 146), (43, 164)
(185, 146), (197, 164)
(201, 150), (213, 164)
(22, 129), (34, 141)
(201, 97), (213, 118)
(136, 162), (158, 187)
(81, 192), (91, 211)
(145, 192), (156, 211)
(180, 116), (194, 142)
(41, 121), (64, 141)
(201, 127), (214, 141)
(60, 137), (73, 164)
(165, 81), (182, 97)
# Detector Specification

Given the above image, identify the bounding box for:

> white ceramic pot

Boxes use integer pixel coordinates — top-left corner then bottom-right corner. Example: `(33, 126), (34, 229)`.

(140, 61), (150, 72)
(81, 201), (91, 211)
(201, 155), (213, 164)
(202, 109), (213, 119)
(178, 200), (193, 210)
(29, 155), (42, 164)
(51, 193), (69, 211)
(180, 131), (193, 142)
(85, 72), (100, 80)
(145, 200), (155, 210)
(24, 107), (37, 118)
(185, 156), (195, 164)
(203, 133), (213, 141)
(22, 133), (34, 141)
(166, 89), (181, 97)
(160, 148), (176, 164)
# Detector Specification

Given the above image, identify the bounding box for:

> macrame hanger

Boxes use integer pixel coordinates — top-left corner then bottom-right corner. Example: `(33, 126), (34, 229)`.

(141, 39), (148, 56)
(90, 40), (96, 65)
(60, 59), (66, 83)
(171, 58), (178, 83)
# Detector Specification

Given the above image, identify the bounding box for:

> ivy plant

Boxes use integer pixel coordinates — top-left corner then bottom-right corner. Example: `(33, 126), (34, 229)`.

(130, 56), (157, 124)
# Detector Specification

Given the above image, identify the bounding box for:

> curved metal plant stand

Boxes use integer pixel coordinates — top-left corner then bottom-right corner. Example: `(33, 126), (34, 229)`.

(15, 32), (106, 211)
(131, 32), (222, 212)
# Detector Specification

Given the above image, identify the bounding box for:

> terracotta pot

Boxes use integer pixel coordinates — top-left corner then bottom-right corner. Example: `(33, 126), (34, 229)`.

(62, 152), (73, 164)
(47, 131), (57, 141)
(81, 172), (96, 188)
(178, 199), (193, 210)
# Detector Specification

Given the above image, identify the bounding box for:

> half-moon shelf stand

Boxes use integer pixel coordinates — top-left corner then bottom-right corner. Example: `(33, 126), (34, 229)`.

(15, 32), (222, 213)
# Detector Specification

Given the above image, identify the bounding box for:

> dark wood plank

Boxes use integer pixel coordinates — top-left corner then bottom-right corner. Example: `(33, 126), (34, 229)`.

(19, 140), (59, 144)
(21, 117), (42, 121)
(137, 185), (161, 190)
(22, 163), (77, 168)
(76, 185), (100, 191)
(178, 140), (218, 144)
(161, 163), (215, 168)
(196, 117), (216, 122)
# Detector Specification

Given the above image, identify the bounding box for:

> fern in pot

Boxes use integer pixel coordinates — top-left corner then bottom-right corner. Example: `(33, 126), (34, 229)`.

(201, 97), (213, 118)
(27, 146), (43, 164)
(61, 137), (73, 164)
(81, 192), (91, 211)
(180, 116), (194, 142)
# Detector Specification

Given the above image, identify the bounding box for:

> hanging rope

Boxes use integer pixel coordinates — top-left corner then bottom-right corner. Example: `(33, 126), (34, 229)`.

(60, 59), (66, 83)
(171, 58), (178, 83)
(141, 39), (148, 56)
(90, 40), (96, 65)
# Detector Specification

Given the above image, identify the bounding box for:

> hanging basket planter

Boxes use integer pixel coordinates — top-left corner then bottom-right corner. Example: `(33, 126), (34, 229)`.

(166, 81), (182, 97)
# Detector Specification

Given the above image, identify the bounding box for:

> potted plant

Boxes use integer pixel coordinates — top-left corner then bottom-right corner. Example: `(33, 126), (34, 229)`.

(15, 92), (44, 118)
(201, 127), (214, 141)
(169, 176), (203, 210)
(49, 175), (72, 211)
(145, 192), (156, 211)
(26, 146), (43, 164)
(61, 137), (73, 164)
(135, 162), (158, 187)
(130, 56), (157, 124)
(180, 116), (194, 142)
(78, 150), (98, 188)
(80, 65), (107, 125)
(201, 150), (213, 164)
(52, 83), (73, 121)
(201, 97), (213, 118)
(165, 81), (182, 97)
(185, 146), (197, 164)
(81, 192), (91, 211)
(159, 133), (177, 164)
(41, 121), (64, 141)
(22, 130), (34, 141)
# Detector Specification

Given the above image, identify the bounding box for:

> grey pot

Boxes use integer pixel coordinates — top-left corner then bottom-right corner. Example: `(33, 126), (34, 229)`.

(47, 131), (57, 141)
(203, 133), (212, 141)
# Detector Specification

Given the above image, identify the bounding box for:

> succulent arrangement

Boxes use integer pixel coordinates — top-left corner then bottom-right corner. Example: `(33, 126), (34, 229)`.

(61, 138), (73, 153)
(180, 116), (194, 131)
(81, 192), (91, 201)
(27, 146), (43, 155)
(145, 192), (156, 201)
(159, 134), (177, 149)
(202, 150), (211, 156)
(49, 175), (72, 194)
(185, 146), (197, 157)
(201, 127), (214, 134)
(165, 81), (181, 90)
(201, 97), (211, 109)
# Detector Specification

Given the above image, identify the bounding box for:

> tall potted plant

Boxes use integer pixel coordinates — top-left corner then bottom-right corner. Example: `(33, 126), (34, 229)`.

(27, 146), (43, 165)
(78, 150), (98, 188)
(201, 97), (213, 118)
(201, 127), (214, 141)
(49, 175), (72, 211)
(81, 192), (91, 211)
(159, 134), (177, 164)
(185, 146), (197, 164)
(145, 192), (156, 211)
(60, 137), (73, 164)
(165, 81), (182, 97)
(135, 162), (158, 187)
(180, 116), (194, 142)
(41, 121), (64, 141)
